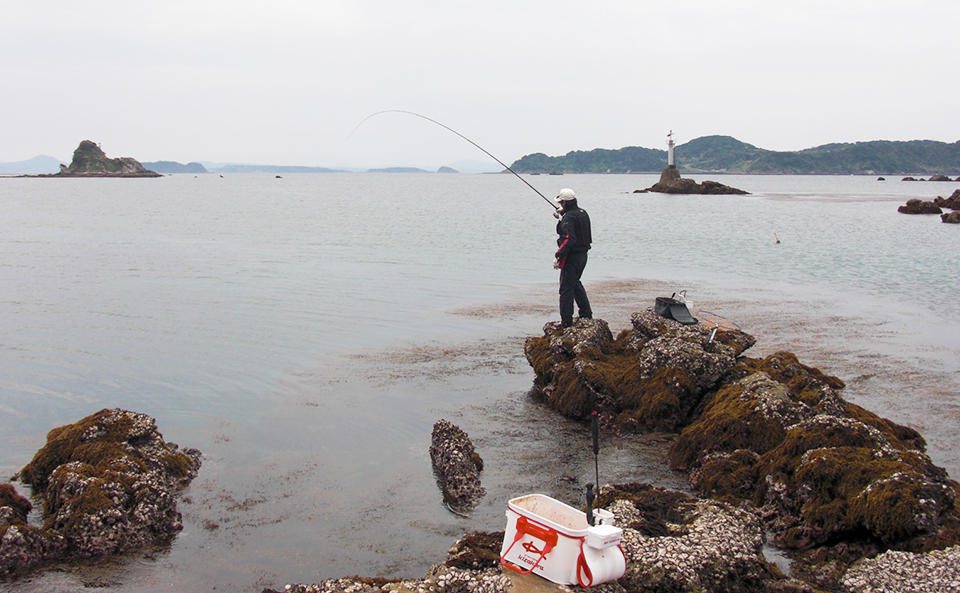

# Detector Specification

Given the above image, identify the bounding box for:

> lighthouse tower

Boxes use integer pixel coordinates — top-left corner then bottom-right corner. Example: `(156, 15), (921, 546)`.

(659, 130), (681, 183)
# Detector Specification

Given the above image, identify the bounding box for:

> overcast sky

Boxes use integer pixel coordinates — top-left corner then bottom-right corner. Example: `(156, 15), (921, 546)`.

(3, 0), (958, 168)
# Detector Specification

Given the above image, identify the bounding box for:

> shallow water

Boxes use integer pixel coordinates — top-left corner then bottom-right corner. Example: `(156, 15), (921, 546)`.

(1, 173), (958, 592)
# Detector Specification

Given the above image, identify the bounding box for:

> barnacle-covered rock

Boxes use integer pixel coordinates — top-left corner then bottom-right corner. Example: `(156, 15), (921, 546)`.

(2, 409), (200, 575)
(429, 420), (485, 513)
(524, 312), (755, 431)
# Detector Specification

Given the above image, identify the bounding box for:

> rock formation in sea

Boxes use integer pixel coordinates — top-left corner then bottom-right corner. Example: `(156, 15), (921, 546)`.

(429, 420), (485, 513)
(0, 409), (201, 576)
(934, 189), (960, 210)
(51, 140), (162, 177)
(634, 178), (749, 195)
(898, 198), (943, 214)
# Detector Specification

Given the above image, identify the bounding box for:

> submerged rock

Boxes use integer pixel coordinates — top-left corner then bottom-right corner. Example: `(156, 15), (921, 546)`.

(1, 409), (200, 576)
(429, 420), (485, 513)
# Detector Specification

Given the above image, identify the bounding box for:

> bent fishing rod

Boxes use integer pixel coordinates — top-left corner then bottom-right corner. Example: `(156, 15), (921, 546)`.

(348, 109), (558, 210)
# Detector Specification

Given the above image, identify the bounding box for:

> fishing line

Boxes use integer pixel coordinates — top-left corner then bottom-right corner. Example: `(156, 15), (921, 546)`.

(348, 109), (558, 209)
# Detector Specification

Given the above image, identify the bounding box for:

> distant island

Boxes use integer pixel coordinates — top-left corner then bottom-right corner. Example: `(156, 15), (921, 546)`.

(510, 135), (960, 175)
(37, 141), (162, 178)
(142, 161), (208, 174)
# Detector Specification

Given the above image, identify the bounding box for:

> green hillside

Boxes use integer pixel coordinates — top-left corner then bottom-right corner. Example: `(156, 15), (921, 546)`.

(509, 136), (960, 175)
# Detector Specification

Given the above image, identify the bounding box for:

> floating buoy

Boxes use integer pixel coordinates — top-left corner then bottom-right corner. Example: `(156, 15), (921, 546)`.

(774, 232), (781, 244)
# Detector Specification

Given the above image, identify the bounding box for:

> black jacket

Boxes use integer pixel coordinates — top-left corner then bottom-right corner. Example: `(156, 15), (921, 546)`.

(555, 203), (592, 258)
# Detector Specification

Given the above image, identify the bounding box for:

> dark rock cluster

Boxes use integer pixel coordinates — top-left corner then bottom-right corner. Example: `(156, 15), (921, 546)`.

(0, 408), (201, 576)
(902, 175), (960, 181)
(634, 178), (749, 195)
(898, 198), (943, 214)
(899, 189), (960, 222)
(524, 313), (960, 590)
(936, 189), (960, 223)
(429, 420), (485, 513)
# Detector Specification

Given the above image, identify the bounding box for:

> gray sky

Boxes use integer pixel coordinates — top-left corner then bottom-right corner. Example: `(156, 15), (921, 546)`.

(3, 0), (958, 168)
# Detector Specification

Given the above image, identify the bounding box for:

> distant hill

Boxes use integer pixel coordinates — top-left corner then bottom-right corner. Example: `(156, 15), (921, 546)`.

(510, 136), (960, 175)
(0, 155), (65, 175)
(366, 167), (432, 173)
(142, 161), (208, 174)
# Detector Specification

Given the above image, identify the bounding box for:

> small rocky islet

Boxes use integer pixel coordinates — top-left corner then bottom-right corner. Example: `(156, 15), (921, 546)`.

(27, 140), (162, 178)
(3, 311), (959, 592)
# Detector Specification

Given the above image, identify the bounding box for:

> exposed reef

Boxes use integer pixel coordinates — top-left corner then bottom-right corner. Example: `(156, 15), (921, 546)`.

(634, 178), (749, 195)
(898, 198), (943, 214)
(0, 409), (201, 576)
(935, 189), (960, 210)
(44, 140), (162, 177)
(429, 420), (486, 513)
(523, 313), (960, 590)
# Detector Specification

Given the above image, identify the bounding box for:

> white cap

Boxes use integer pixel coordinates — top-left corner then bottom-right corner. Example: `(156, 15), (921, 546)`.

(555, 188), (576, 202)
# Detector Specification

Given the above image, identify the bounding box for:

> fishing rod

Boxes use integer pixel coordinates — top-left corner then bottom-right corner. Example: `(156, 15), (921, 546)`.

(348, 109), (558, 210)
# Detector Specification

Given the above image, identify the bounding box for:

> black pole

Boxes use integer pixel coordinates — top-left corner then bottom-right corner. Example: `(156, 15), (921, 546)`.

(585, 483), (595, 526)
(591, 411), (600, 513)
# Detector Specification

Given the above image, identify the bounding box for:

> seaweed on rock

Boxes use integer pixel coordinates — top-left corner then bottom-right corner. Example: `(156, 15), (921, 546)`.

(1, 409), (201, 576)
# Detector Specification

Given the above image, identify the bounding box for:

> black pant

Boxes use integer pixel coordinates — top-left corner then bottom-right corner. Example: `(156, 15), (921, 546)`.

(559, 250), (592, 325)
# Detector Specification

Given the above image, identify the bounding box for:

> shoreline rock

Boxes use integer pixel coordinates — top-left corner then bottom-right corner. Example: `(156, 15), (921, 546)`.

(0, 408), (201, 576)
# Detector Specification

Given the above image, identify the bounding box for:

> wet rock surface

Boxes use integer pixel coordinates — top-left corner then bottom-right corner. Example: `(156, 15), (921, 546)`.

(0, 408), (201, 576)
(430, 420), (486, 513)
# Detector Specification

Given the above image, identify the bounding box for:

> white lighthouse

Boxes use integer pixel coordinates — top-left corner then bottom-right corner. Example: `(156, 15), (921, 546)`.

(659, 130), (681, 183)
(667, 130), (676, 167)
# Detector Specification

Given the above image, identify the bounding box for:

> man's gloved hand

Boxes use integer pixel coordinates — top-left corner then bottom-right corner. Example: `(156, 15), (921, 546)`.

(553, 209), (561, 219)
(553, 257), (561, 270)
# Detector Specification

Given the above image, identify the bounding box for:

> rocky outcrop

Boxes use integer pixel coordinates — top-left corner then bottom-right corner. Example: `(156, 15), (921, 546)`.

(524, 312), (960, 590)
(429, 420), (485, 513)
(524, 314), (754, 432)
(53, 140), (161, 177)
(1, 409), (200, 576)
(635, 177), (749, 195)
(898, 198), (942, 214)
(942, 211), (960, 223)
(935, 189), (960, 210)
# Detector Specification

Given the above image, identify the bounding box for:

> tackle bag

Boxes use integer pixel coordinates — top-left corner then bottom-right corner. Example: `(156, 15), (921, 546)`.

(654, 297), (698, 325)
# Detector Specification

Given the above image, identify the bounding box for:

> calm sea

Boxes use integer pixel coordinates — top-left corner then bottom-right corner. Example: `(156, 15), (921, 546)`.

(1, 173), (958, 592)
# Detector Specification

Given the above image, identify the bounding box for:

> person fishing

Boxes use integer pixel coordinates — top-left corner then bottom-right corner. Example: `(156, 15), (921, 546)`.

(552, 188), (593, 327)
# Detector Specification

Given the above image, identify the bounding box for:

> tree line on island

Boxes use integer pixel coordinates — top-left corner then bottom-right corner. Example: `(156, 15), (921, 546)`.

(510, 135), (960, 176)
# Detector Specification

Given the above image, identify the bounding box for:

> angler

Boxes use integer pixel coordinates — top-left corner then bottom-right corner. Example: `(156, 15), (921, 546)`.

(552, 188), (592, 328)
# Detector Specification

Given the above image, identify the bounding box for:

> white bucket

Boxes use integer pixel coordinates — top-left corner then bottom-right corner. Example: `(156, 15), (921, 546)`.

(500, 494), (626, 587)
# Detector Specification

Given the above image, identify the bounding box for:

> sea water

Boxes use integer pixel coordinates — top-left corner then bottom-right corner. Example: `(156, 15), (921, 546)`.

(1, 173), (958, 592)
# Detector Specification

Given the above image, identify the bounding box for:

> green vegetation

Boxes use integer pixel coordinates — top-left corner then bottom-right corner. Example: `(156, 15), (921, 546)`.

(510, 135), (960, 175)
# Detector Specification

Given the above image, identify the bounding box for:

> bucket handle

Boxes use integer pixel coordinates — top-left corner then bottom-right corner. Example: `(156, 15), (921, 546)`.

(500, 515), (559, 575)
